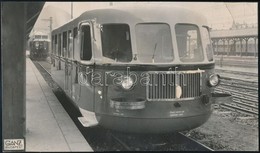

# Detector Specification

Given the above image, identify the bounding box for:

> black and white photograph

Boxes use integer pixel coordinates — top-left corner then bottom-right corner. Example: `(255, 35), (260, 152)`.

(2, 1), (258, 151)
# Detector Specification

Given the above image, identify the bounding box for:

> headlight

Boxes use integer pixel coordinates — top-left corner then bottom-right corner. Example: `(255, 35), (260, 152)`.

(208, 74), (220, 87)
(121, 76), (134, 90)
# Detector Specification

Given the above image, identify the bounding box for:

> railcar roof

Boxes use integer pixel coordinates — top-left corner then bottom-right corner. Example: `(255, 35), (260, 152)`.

(52, 6), (207, 33)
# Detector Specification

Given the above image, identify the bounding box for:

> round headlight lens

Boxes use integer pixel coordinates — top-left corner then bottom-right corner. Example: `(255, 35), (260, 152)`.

(209, 74), (220, 87)
(121, 76), (134, 90)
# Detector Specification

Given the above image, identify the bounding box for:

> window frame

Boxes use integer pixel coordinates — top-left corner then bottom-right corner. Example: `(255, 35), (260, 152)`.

(202, 25), (214, 62)
(58, 33), (62, 56)
(79, 23), (92, 61)
(67, 30), (72, 59)
(175, 23), (204, 63)
(73, 27), (78, 59)
(135, 22), (174, 63)
(62, 31), (67, 58)
(100, 23), (133, 63)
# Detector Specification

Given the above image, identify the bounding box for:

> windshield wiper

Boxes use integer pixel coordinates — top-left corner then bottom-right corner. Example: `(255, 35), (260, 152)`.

(152, 42), (158, 63)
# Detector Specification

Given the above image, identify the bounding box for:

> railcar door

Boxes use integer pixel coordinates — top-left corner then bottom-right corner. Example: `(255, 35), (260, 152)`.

(65, 31), (73, 97)
(73, 21), (101, 127)
(72, 21), (95, 113)
(65, 59), (72, 95)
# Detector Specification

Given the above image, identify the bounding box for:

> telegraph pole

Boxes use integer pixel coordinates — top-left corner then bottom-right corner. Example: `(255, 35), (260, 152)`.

(41, 17), (52, 38)
(42, 17), (53, 54)
(71, 2), (73, 19)
(49, 17), (52, 53)
(225, 4), (236, 28)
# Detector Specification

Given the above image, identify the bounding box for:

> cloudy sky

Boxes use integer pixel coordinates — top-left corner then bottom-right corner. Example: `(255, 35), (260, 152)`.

(43, 2), (257, 30)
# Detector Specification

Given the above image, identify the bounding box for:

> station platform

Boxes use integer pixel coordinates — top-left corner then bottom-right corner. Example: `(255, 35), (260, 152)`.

(25, 58), (93, 152)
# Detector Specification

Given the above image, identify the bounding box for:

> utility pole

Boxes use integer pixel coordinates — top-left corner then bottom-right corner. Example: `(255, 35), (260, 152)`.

(42, 17), (52, 38)
(71, 2), (73, 19)
(225, 4), (236, 29)
(42, 17), (53, 54)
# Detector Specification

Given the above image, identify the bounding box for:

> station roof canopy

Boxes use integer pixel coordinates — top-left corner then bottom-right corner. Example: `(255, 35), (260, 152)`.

(210, 28), (258, 39)
(26, 2), (45, 40)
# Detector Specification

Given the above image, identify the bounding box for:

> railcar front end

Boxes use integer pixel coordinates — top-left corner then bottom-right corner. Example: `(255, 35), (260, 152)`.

(30, 40), (49, 60)
(76, 20), (220, 133)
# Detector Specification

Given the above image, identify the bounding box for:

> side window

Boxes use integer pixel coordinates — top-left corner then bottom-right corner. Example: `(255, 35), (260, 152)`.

(68, 30), (72, 58)
(58, 34), (61, 56)
(80, 25), (92, 60)
(51, 35), (56, 67)
(51, 35), (54, 54)
(57, 34), (62, 70)
(54, 35), (57, 55)
(73, 27), (78, 58)
(42, 35), (48, 39)
(63, 31), (67, 58)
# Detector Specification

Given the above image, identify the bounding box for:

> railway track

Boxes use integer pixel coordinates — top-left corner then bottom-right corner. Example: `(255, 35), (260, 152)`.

(36, 61), (51, 75)
(216, 76), (258, 117)
(34, 60), (214, 151)
(107, 131), (213, 151)
(215, 59), (258, 68)
(220, 80), (258, 91)
(215, 69), (258, 77)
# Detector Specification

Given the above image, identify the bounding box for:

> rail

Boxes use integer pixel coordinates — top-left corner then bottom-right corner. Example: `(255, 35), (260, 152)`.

(216, 76), (258, 117)
(215, 69), (258, 78)
(108, 132), (213, 151)
(36, 61), (51, 76)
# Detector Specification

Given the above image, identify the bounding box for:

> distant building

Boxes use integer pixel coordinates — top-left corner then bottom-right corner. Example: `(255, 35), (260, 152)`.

(210, 26), (258, 57)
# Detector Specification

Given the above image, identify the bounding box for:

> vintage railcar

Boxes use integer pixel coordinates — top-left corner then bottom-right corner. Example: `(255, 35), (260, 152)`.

(29, 33), (50, 60)
(51, 6), (225, 133)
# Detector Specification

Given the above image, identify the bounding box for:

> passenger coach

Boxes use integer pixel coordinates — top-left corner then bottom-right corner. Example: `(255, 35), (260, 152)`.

(51, 6), (224, 133)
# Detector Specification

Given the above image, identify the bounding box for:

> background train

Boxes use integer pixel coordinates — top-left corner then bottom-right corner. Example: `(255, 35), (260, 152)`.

(50, 6), (226, 133)
(29, 31), (50, 60)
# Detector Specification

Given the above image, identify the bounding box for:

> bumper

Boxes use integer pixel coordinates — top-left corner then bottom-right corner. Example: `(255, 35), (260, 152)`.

(97, 112), (211, 133)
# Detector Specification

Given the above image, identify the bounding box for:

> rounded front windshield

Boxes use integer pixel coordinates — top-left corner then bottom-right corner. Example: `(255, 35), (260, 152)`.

(135, 23), (174, 63)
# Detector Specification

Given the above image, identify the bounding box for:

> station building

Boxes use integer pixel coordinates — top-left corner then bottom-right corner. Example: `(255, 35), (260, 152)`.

(210, 26), (258, 57)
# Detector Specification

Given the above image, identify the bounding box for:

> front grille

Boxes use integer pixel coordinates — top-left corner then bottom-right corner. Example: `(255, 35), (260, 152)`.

(147, 70), (203, 101)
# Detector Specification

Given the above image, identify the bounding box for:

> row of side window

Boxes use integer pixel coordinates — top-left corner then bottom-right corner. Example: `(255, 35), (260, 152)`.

(52, 25), (92, 61)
